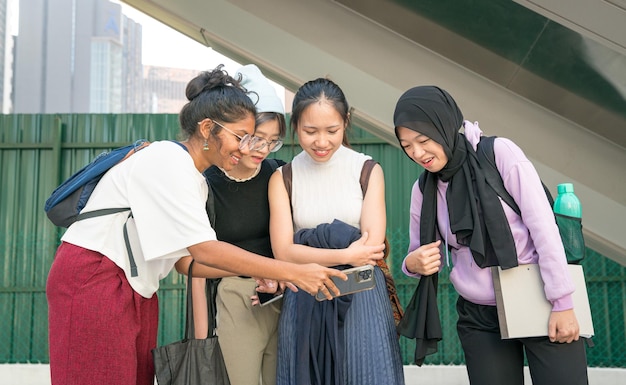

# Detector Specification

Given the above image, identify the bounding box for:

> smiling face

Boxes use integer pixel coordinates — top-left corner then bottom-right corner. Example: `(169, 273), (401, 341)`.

(207, 115), (256, 171)
(396, 126), (448, 173)
(238, 118), (282, 171)
(296, 100), (346, 162)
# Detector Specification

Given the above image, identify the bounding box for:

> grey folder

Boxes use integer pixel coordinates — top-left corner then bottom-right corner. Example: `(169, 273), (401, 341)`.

(492, 264), (594, 339)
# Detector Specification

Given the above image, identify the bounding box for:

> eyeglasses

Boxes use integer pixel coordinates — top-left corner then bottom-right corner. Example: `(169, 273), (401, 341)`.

(247, 136), (284, 153)
(209, 120), (253, 151)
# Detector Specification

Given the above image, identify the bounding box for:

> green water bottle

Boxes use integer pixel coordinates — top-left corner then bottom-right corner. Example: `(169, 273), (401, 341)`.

(553, 183), (582, 218)
(553, 183), (584, 263)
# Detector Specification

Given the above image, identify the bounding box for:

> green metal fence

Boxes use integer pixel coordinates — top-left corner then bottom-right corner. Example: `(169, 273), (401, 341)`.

(1, 114), (625, 367)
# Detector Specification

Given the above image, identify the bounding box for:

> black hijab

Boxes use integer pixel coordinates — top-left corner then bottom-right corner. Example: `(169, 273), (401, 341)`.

(394, 85), (517, 268)
(393, 86), (517, 366)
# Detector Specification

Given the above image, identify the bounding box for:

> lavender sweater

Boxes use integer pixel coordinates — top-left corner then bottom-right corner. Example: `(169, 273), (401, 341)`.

(402, 121), (575, 311)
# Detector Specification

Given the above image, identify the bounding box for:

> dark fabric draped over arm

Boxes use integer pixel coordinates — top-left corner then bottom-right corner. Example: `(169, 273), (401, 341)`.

(292, 219), (360, 385)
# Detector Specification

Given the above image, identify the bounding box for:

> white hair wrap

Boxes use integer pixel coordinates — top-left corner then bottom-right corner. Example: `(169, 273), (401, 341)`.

(236, 64), (284, 114)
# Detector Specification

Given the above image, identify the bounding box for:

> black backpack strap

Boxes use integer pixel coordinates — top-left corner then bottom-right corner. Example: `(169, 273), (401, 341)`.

(75, 207), (130, 221)
(476, 136), (521, 216)
(542, 182), (555, 208)
(75, 207), (138, 277)
(122, 212), (139, 277)
(71, 140), (187, 279)
(476, 135), (556, 216)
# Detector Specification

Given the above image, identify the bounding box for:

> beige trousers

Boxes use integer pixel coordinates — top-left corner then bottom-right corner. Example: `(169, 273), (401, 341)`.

(216, 276), (282, 385)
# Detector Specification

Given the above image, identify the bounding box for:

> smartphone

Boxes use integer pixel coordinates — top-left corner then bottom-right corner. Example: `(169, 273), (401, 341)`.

(316, 265), (376, 301)
(258, 292), (283, 307)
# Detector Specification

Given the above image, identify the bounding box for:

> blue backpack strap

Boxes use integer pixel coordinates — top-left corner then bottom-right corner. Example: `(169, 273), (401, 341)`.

(171, 140), (188, 152)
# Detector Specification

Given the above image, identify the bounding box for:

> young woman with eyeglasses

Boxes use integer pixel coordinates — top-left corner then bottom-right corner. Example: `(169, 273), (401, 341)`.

(45, 65), (347, 385)
(191, 64), (289, 385)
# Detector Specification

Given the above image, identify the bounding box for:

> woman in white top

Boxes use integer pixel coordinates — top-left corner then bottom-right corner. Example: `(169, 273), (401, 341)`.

(46, 65), (347, 385)
(268, 78), (405, 385)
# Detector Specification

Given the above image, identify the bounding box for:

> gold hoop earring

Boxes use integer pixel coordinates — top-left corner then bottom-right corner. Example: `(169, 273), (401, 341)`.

(203, 140), (209, 151)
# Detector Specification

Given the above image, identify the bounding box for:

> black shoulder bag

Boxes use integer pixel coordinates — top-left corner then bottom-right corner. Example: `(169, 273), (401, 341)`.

(152, 261), (230, 385)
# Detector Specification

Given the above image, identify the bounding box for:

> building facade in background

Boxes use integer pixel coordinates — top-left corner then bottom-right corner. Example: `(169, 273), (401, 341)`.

(9, 0), (198, 114)
(121, 9), (144, 113)
(3, 0), (283, 114)
(13, 0), (140, 113)
(143, 66), (200, 113)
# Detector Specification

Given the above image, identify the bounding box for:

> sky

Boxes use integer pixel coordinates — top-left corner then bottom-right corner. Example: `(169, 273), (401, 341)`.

(119, 2), (242, 72)
(118, 2), (285, 101)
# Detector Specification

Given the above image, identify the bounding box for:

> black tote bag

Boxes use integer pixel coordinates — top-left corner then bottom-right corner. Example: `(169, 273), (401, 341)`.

(152, 261), (230, 385)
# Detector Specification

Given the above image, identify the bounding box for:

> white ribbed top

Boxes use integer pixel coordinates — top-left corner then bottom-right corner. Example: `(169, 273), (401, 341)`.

(290, 145), (370, 231)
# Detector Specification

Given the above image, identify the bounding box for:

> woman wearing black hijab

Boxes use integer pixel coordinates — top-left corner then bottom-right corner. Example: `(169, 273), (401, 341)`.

(394, 86), (588, 385)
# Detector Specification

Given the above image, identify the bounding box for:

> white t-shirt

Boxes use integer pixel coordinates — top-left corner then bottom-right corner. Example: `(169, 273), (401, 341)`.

(62, 141), (216, 298)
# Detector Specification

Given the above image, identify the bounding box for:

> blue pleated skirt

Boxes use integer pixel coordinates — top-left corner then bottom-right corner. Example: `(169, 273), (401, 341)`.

(276, 266), (405, 385)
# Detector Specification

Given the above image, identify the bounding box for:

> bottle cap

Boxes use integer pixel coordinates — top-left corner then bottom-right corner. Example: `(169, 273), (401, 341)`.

(557, 183), (574, 194)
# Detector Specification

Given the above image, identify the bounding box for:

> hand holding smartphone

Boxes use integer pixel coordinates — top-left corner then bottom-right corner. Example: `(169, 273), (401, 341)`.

(316, 265), (376, 301)
(257, 292), (283, 307)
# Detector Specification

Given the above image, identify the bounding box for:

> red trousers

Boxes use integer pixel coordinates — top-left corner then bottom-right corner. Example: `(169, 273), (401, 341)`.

(47, 242), (159, 385)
